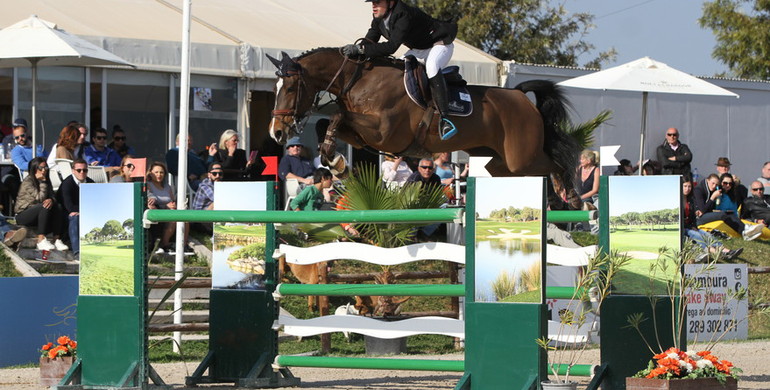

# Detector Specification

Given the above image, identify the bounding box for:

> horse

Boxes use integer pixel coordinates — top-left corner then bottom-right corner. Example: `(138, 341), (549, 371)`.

(267, 47), (580, 193)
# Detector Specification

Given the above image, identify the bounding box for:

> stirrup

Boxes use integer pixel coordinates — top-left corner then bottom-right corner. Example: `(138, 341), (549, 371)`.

(439, 118), (457, 140)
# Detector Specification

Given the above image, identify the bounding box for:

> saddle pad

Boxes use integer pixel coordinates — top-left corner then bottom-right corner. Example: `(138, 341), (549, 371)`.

(403, 57), (472, 117)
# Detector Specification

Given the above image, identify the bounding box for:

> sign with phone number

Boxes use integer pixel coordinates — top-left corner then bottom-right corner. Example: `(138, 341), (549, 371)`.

(684, 264), (748, 341)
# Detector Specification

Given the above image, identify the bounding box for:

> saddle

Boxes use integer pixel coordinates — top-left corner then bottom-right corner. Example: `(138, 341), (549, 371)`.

(403, 56), (472, 117)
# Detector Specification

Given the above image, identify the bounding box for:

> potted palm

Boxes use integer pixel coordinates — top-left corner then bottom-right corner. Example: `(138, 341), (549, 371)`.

(536, 250), (629, 389)
(624, 243), (744, 390)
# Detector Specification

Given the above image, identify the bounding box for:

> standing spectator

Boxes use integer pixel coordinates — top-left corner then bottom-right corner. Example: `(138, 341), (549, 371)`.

(756, 161), (770, 192)
(576, 150), (599, 205)
(192, 163), (223, 211)
(108, 125), (136, 158)
(290, 168), (333, 211)
(407, 158), (442, 186)
(693, 173), (763, 241)
(210, 129), (249, 181)
(381, 154), (412, 188)
(11, 120), (46, 174)
(166, 134), (210, 191)
(109, 155), (137, 183)
(84, 127), (121, 169)
(278, 137), (314, 185)
(14, 157), (67, 251)
(742, 181), (770, 226)
(56, 159), (94, 256)
(656, 127), (692, 176)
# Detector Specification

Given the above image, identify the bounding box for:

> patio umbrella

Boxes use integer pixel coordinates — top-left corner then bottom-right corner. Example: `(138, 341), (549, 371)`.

(557, 57), (738, 174)
(0, 15), (133, 156)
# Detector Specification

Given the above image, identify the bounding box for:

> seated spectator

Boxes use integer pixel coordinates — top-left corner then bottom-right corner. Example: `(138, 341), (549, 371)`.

(166, 134), (210, 190)
(56, 159), (94, 256)
(693, 173), (763, 241)
(146, 161), (191, 254)
(641, 159), (661, 175)
(613, 159), (638, 175)
(407, 158), (442, 186)
(0, 216), (27, 249)
(656, 127), (692, 175)
(434, 152), (465, 185)
(108, 125), (136, 158)
(47, 124), (79, 168)
(210, 129), (249, 181)
(11, 120), (46, 174)
(1, 119), (26, 213)
(714, 157), (747, 199)
(758, 161), (770, 192)
(110, 155), (137, 183)
(743, 181), (770, 226)
(193, 162), (223, 211)
(74, 123), (89, 159)
(683, 179), (742, 261)
(576, 149), (599, 205)
(290, 168), (333, 211)
(381, 154), (412, 188)
(278, 137), (314, 186)
(14, 157), (67, 251)
(84, 127), (121, 170)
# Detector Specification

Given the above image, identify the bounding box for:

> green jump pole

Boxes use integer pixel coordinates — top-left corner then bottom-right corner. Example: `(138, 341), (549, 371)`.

(277, 283), (464, 297)
(546, 210), (597, 223)
(549, 363), (595, 377)
(545, 287), (587, 299)
(276, 355), (464, 372)
(145, 208), (463, 224)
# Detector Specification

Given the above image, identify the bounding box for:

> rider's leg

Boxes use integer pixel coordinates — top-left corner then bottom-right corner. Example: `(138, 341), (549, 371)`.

(426, 44), (456, 140)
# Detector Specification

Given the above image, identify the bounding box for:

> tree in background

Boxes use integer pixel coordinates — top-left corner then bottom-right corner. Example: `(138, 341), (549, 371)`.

(700, 0), (770, 80)
(409, 0), (616, 67)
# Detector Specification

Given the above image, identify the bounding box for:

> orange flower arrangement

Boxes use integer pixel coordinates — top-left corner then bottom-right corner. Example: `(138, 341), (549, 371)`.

(40, 336), (77, 359)
(634, 347), (739, 383)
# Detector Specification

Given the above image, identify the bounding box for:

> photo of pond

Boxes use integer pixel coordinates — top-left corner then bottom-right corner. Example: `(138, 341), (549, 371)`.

(474, 177), (545, 304)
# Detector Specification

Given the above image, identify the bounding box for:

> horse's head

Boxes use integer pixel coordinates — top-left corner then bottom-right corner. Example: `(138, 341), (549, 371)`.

(267, 51), (315, 145)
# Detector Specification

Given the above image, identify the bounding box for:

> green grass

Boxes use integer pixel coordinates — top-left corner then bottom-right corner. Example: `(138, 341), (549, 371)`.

(214, 224), (266, 237)
(476, 220), (542, 239)
(608, 225), (679, 253)
(0, 250), (21, 277)
(79, 240), (134, 295)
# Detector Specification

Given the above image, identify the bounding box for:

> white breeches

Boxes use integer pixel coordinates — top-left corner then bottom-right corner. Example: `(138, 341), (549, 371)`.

(403, 43), (454, 78)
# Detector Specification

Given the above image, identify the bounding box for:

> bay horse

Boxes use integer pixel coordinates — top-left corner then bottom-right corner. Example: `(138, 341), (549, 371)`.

(267, 47), (580, 195)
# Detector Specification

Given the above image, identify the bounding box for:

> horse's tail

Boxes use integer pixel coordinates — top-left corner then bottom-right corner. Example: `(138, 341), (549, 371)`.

(514, 80), (580, 190)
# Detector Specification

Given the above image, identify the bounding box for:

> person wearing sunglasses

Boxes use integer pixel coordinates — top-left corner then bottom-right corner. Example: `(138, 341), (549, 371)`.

(55, 158), (94, 256)
(84, 127), (122, 170)
(10, 118), (46, 175)
(694, 173), (764, 241)
(15, 157), (68, 251)
(192, 162), (223, 211)
(742, 181), (770, 228)
(406, 158), (441, 186)
(107, 125), (135, 158)
(655, 127), (693, 176)
(109, 155), (137, 183)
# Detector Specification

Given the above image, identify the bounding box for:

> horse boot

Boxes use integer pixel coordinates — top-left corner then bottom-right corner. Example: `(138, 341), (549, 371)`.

(429, 74), (457, 140)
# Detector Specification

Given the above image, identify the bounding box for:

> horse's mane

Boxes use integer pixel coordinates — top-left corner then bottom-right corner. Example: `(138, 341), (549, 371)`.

(297, 47), (404, 70)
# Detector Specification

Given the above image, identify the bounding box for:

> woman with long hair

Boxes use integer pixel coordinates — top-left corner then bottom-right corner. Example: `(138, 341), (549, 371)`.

(145, 161), (190, 254)
(15, 157), (67, 251)
(109, 155), (136, 183)
(55, 124), (80, 160)
(682, 179), (741, 261)
(576, 149), (599, 205)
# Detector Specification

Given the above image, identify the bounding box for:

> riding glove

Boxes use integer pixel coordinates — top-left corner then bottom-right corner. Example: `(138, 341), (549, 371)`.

(342, 44), (364, 57)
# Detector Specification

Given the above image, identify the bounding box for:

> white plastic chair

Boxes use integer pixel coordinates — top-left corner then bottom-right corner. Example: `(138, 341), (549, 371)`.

(284, 179), (300, 210)
(49, 169), (62, 191)
(87, 166), (108, 183)
(55, 158), (74, 179)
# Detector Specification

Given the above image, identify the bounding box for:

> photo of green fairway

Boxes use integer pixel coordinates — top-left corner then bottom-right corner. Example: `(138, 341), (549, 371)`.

(79, 240), (134, 296)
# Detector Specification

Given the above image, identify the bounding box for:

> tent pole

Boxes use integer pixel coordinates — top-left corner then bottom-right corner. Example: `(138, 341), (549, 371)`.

(638, 91), (648, 176)
(31, 59), (39, 158)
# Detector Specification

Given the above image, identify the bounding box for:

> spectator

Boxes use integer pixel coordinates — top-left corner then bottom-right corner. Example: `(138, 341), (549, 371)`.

(290, 168), (333, 211)
(146, 161), (191, 254)
(210, 129), (249, 181)
(406, 158), (441, 186)
(51, 124), (79, 161)
(166, 134), (209, 191)
(0, 217), (27, 249)
(682, 178), (742, 261)
(381, 154), (412, 188)
(641, 159), (661, 176)
(656, 127), (692, 175)
(109, 155), (137, 183)
(613, 159), (638, 175)
(192, 162), (223, 211)
(11, 120), (46, 174)
(756, 161), (770, 192)
(14, 157), (67, 251)
(108, 125), (136, 158)
(56, 159), (94, 256)
(693, 173), (763, 241)
(742, 181), (770, 226)
(714, 157), (747, 198)
(74, 123), (89, 159)
(84, 127), (121, 169)
(278, 137), (314, 185)
(433, 152), (467, 185)
(576, 149), (599, 205)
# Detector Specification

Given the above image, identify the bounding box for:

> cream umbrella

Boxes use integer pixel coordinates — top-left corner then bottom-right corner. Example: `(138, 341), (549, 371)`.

(558, 57), (738, 174)
(0, 15), (133, 156)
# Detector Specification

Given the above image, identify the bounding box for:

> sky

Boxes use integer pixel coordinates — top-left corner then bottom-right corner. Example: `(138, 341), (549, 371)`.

(557, 0), (727, 77)
(608, 175), (681, 216)
(475, 177), (544, 218)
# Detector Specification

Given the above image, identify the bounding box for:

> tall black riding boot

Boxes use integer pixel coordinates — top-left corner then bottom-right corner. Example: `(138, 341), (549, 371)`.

(429, 74), (457, 140)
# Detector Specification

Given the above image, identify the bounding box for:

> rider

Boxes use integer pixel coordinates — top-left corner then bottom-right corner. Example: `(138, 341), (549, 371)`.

(342, 0), (459, 140)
